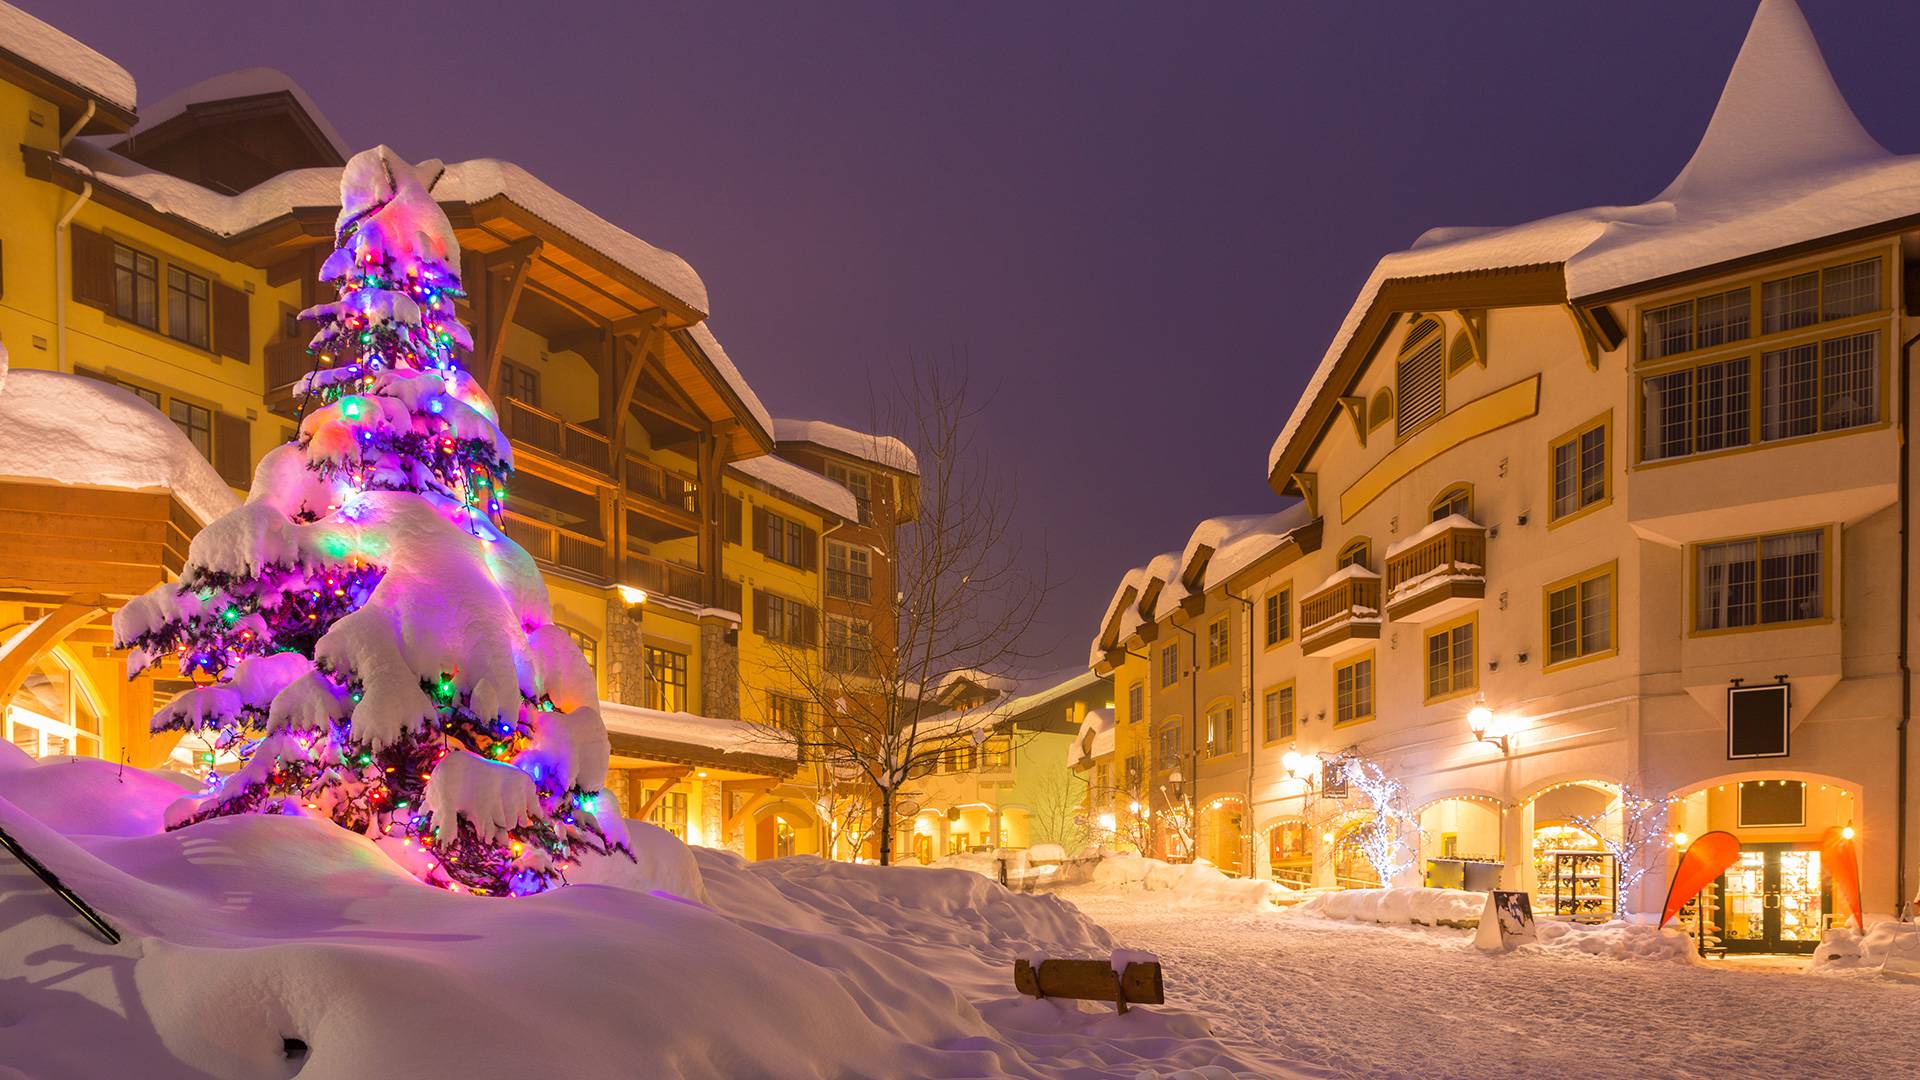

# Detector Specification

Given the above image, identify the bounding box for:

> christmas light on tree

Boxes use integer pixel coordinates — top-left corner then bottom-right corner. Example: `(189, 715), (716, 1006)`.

(114, 147), (631, 896)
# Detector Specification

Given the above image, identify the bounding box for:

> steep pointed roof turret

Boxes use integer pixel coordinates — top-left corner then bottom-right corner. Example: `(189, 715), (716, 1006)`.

(1659, 0), (1887, 202)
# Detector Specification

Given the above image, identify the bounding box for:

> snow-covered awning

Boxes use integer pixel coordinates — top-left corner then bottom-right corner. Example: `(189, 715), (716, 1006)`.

(599, 701), (797, 777)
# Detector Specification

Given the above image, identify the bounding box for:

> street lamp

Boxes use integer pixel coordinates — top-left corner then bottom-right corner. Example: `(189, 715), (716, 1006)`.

(1282, 750), (1318, 784)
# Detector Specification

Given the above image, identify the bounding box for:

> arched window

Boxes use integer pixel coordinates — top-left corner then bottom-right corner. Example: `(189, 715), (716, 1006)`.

(4, 647), (103, 760)
(1368, 388), (1394, 432)
(1430, 484), (1473, 523)
(1337, 538), (1372, 570)
(1396, 317), (1446, 438)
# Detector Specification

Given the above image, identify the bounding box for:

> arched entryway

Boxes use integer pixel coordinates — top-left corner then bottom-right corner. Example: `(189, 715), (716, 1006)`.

(1, 635), (107, 761)
(747, 800), (821, 861)
(1197, 795), (1246, 873)
(1519, 779), (1618, 908)
(1414, 794), (1503, 889)
(1669, 771), (1860, 955)
(1261, 817), (1311, 888)
(1328, 813), (1384, 889)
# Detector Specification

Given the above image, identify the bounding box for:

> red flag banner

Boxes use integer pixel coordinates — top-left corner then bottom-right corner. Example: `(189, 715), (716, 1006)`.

(1821, 826), (1864, 930)
(1659, 831), (1741, 928)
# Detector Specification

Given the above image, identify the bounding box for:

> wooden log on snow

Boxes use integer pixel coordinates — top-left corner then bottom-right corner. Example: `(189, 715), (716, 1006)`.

(1014, 958), (1163, 1015)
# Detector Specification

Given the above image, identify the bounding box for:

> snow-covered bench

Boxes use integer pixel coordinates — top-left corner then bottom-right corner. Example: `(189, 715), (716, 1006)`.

(1015, 951), (1163, 1014)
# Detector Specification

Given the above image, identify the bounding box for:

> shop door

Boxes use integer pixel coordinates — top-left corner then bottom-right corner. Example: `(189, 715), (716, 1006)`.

(1714, 844), (1826, 954)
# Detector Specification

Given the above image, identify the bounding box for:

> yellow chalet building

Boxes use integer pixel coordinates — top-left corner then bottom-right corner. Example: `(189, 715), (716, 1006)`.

(0, 4), (915, 862)
(1091, 0), (1920, 951)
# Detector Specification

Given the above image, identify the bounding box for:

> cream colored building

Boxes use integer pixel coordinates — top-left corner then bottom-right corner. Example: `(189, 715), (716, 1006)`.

(1094, 0), (1920, 952)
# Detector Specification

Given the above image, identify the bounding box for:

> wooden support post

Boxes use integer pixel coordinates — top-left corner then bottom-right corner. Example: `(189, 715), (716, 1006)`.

(721, 778), (781, 837)
(632, 767), (694, 822)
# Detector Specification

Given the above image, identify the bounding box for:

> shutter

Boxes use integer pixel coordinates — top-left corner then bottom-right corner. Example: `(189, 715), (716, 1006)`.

(799, 526), (818, 571)
(751, 587), (768, 638)
(0, 237), (5, 299)
(751, 506), (768, 556)
(724, 495), (743, 545)
(801, 605), (820, 648)
(212, 281), (250, 361)
(1395, 318), (1445, 437)
(213, 412), (252, 488)
(70, 226), (113, 310)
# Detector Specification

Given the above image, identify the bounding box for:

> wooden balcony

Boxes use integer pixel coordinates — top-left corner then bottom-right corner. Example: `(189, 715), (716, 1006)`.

(622, 550), (707, 606)
(504, 513), (609, 581)
(502, 398), (612, 477)
(264, 339), (312, 419)
(623, 454), (701, 540)
(1383, 523), (1486, 622)
(1298, 569), (1382, 657)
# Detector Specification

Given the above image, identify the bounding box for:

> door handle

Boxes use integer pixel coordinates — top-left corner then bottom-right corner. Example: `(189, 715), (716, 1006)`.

(1763, 892), (1780, 910)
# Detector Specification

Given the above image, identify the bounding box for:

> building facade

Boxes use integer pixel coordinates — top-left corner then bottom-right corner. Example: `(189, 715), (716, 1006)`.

(1093, 0), (1920, 950)
(0, 8), (918, 862)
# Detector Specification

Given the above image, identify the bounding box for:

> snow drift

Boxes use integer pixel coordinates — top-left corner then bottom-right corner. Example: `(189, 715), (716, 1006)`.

(0, 746), (1274, 1077)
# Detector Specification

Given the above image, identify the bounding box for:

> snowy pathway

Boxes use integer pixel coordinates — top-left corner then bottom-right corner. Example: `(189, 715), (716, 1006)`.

(1070, 896), (1920, 1079)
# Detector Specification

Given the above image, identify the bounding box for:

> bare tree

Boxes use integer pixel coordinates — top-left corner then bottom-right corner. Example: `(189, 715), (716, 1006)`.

(1027, 768), (1093, 855)
(744, 359), (1051, 865)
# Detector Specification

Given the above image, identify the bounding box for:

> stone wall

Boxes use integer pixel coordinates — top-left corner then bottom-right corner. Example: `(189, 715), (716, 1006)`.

(700, 616), (740, 719)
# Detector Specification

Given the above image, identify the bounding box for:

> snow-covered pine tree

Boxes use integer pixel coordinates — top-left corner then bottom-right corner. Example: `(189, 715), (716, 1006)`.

(113, 146), (631, 896)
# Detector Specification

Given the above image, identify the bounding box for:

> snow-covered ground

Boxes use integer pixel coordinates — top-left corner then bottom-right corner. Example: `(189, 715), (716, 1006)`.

(1065, 888), (1920, 1079)
(0, 748), (1278, 1078)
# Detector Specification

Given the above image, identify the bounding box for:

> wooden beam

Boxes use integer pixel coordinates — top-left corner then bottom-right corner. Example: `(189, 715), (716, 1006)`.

(1563, 304), (1603, 371)
(1452, 308), (1488, 367)
(721, 778), (781, 835)
(632, 768), (693, 822)
(0, 599), (107, 704)
(623, 765), (699, 781)
(1292, 472), (1318, 518)
(1338, 395), (1368, 446)
(475, 239), (543, 399)
(609, 323), (663, 455)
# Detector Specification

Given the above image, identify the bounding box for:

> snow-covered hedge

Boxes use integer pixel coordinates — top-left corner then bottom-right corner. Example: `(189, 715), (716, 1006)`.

(1532, 920), (1697, 963)
(1085, 853), (1291, 910)
(1292, 886), (1484, 927)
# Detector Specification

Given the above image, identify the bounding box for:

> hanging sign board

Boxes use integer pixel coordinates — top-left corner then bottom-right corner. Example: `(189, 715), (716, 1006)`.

(1473, 890), (1538, 951)
(1727, 683), (1790, 759)
(1321, 760), (1348, 799)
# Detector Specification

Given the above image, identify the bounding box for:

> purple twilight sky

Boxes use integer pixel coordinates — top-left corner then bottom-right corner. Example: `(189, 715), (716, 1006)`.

(38, 0), (1920, 669)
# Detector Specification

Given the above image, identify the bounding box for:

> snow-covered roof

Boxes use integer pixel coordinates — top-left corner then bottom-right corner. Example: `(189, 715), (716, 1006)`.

(1067, 708), (1115, 768)
(599, 700), (797, 761)
(914, 666), (1104, 741)
(727, 453), (858, 521)
(1088, 503), (1315, 667)
(0, 1), (135, 112)
(774, 418), (919, 475)
(125, 67), (351, 160)
(0, 348), (240, 525)
(682, 323), (775, 445)
(1268, 0), (1920, 477)
(54, 141), (711, 316)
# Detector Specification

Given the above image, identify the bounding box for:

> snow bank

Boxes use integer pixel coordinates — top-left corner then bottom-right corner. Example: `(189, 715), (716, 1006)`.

(0, 750), (1274, 1077)
(1293, 886), (1485, 927)
(1532, 920), (1698, 964)
(1082, 853), (1289, 910)
(1811, 922), (1920, 975)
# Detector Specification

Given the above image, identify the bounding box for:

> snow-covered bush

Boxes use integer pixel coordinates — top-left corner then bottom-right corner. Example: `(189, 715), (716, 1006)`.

(1084, 853), (1288, 909)
(1292, 886), (1484, 927)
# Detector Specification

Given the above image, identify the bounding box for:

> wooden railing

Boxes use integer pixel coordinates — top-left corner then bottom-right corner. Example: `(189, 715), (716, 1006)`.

(1385, 525), (1487, 599)
(623, 551), (706, 605)
(624, 455), (700, 517)
(265, 339), (311, 390)
(1299, 574), (1382, 634)
(504, 513), (608, 578)
(502, 398), (612, 476)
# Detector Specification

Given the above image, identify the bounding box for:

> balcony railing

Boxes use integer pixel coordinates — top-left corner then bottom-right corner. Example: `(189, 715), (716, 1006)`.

(502, 398), (612, 476)
(504, 513), (608, 579)
(624, 455), (700, 518)
(1383, 523), (1487, 621)
(1298, 569), (1382, 657)
(623, 551), (706, 606)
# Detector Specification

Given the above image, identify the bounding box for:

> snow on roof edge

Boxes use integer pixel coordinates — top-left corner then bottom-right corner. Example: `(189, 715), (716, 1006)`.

(773, 417), (919, 475)
(126, 68), (352, 161)
(727, 454), (858, 521)
(0, 1), (136, 112)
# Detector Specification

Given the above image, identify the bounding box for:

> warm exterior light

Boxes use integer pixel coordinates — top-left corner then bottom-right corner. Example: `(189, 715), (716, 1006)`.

(616, 585), (649, 606)
(1322, 831), (1335, 843)
(1127, 800), (1141, 815)
(1096, 812), (1117, 832)
(1466, 702), (1512, 754)
(1282, 750), (1317, 781)
(696, 770), (708, 779)
(1843, 825), (1856, 841)
(1672, 831), (1688, 848)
